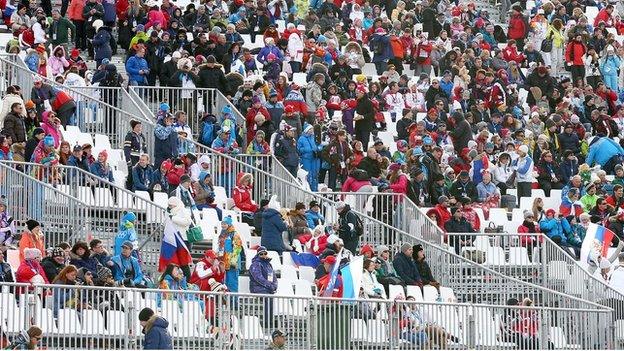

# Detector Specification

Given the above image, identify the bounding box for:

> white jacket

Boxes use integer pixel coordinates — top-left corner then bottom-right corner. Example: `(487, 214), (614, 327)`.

(170, 197), (193, 240)
(0, 94), (25, 127)
(362, 270), (386, 299)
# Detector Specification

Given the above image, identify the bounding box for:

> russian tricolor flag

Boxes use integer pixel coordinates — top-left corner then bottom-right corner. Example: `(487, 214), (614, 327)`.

(580, 223), (615, 267)
(340, 256), (364, 299)
(159, 219), (193, 272)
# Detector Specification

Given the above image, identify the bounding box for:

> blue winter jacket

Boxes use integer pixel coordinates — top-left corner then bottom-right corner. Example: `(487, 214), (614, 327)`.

(154, 122), (178, 165)
(90, 161), (114, 182)
(539, 217), (572, 243)
(297, 133), (321, 160)
(132, 165), (154, 191)
(249, 254), (277, 294)
(586, 137), (624, 167)
(125, 55), (149, 84)
(369, 33), (393, 63)
(102, 0), (116, 23)
(305, 209), (325, 228)
(601, 55), (621, 76)
(111, 254), (145, 286)
(143, 316), (173, 350)
(92, 28), (112, 61)
(261, 208), (288, 252)
(257, 45), (284, 65)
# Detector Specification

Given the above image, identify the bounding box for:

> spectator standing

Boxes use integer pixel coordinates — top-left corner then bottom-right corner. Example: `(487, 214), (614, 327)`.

(250, 246), (278, 328)
(19, 220), (45, 262)
(153, 113), (178, 169)
(218, 216), (243, 292)
(335, 201), (361, 253)
(261, 197), (290, 253)
(354, 85), (375, 149)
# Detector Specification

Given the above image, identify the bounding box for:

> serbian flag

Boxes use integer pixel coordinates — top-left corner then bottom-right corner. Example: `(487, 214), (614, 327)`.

(580, 223), (615, 267)
(289, 252), (320, 268)
(159, 218), (193, 272)
(340, 256), (364, 299)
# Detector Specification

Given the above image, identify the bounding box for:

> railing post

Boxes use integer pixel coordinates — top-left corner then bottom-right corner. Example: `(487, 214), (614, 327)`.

(127, 295), (136, 350)
(539, 307), (549, 349)
(467, 305), (476, 349)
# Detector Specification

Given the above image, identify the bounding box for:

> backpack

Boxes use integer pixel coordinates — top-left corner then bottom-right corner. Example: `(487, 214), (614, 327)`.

(199, 114), (218, 146)
(353, 213), (364, 236)
(100, 72), (122, 87)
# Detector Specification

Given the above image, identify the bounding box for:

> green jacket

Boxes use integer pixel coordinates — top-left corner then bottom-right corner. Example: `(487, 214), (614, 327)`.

(129, 32), (149, 49)
(49, 18), (76, 46)
(580, 193), (598, 212)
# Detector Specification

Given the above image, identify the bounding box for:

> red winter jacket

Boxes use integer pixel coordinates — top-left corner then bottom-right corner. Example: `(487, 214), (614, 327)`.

(433, 204), (452, 230)
(594, 8), (613, 27)
(166, 166), (185, 186)
(517, 223), (543, 246)
(565, 41), (586, 66)
(507, 14), (528, 40)
(233, 173), (258, 212)
(502, 46), (526, 65)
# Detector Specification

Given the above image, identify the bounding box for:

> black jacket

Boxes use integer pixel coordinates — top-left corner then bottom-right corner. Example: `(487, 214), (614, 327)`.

(41, 256), (64, 282)
(197, 65), (228, 93)
(159, 59), (178, 86)
(392, 252), (421, 285)
(355, 96), (375, 131)
(2, 112), (27, 143)
(357, 156), (382, 178)
(449, 179), (478, 203)
(449, 114), (472, 152)
(414, 259), (436, 285)
(407, 179), (430, 206)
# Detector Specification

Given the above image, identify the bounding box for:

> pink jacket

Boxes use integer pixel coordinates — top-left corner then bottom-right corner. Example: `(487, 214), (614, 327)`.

(388, 174), (409, 195)
(341, 176), (372, 194)
(41, 115), (62, 148)
(145, 9), (168, 30)
(48, 50), (70, 76)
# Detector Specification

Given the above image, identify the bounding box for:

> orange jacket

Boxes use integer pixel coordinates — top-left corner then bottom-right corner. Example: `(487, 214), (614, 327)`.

(18, 231), (45, 262)
(68, 0), (85, 21)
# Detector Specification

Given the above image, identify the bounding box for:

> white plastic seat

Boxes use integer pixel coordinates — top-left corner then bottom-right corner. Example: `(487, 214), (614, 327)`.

(367, 319), (389, 344)
(299, 266), (316, 284)
(241, 316), (270, 340)
(82, 309), (107, 335)
(1, 292), (22, 333)
(423, 285), (439, 302)
(117, 189), (138, 210)
(439, 287), (456, 302)
(484, 247), (506, 266)
(351, 319), (368, 342)
(94, 133), (112, 150)
(280, 265), (298, 281)
(267, 251), (282, 272)
(245, 249), (256, 270)
(176, 300), (203, 337)
(551, 189), (563, 200)
(509, 247), (532, 265)
(474, 310), (515, 348)
(153, 192), (169, 205)
(93, 187), (115, 207)
(160, 299), (181, 334)
(234, 222), (252, 242)
(106, 310), (127, 336)
(616, 319), (624, 343)
(511, 208), (525, 222)
(36, 307), (58, 335)
(406, 285), (424, 302)
(488, 208), (508, 226)
(77, 186), (95, 206)
(519, 196), (535, 211)
(77, 132), (94, 146)
(239, 276), (250, 293)
(388, 284), (405, 301)
(294, 279), (313, 297)
(473, 235), (491, 252)
(274, 281), (296, 315)
(57, 309), (82, 334)
(550, 326), (581, 349)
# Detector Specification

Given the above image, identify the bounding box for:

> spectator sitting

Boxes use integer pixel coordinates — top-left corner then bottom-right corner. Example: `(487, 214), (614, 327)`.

(52, 265), (89, 317)
(392, 243), (422, 286)
(67, 144), (90, 182)
(158, 263), (201, 308)
(16, 248), (48, 286)
(69, 241), (102, 278)
(6, 326), (43, 350)
(0, 248), (14, 283)
(193, 171), (222, 220)
(233, 172), (259, 214)
(412, 244), (441, 291)
(132, 154), (154, 192)
(89, 239), (112, 268)
(362, 258), (387, 299)
(111, 241), (146, 288)
(288, 202), (310, 240)
(305, 200), (325, 228)
(89, 150), (114, 182)
(300, 225), (329, 256)
(444, 207), (475, 255)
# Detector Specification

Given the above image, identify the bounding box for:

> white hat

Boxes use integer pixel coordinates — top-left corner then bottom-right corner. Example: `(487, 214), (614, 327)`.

(172, 51), (182, 59)
(326, 234), (339, 245)
(518, 145), (529, 154)
(92, 19), (104, 31)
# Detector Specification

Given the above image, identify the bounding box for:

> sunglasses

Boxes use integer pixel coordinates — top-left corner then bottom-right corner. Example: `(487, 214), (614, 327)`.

(259, 252), (268, 256)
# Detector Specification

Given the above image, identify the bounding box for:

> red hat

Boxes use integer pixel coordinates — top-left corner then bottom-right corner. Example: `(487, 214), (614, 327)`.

(70, 48), (80, 58)
(546, 209), (556, 217)
(360, 244), (374, 256)
(204, 250), (217, 259)
(284, 105), (295, 114)
(195, 55), (206, 63)
(322, 255), (337, 264)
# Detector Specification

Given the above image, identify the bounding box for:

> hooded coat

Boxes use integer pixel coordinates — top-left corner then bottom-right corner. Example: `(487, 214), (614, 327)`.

(48, 46), (70, 75)
(261, 206), (289, 252)
(93, 26), (113, 61)
(297, 128), (322, 191)
(249, 252), (277, 294)
(143, 315), (173, 350)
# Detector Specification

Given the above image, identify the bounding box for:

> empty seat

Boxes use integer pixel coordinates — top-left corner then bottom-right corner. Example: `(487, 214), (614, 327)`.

(94, 134), (112, 150)
(299, 266), (316, 284)
(36, 307), (58, 335)
(241, 316), (270, 340)
(77, 186), (95, 206)
(509, 247), (532, 265)
(367, 320), (389, 344)
(93, 187), (115, 207)
(406, 285), (424, 302)
(239, 276), (250, 293)
(423, 285), (439, 302)
(388, 284), (405, 300)
(280, 265), (298, 281)
(57, 309), (82, 334)
(82, 309), (107, 335)
(550, 326), (581, 349)
(484, 247), (506, 266)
